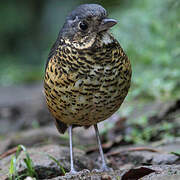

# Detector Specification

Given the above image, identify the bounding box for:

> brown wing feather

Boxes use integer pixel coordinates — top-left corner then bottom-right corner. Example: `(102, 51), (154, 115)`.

(54, 118), (67, 134)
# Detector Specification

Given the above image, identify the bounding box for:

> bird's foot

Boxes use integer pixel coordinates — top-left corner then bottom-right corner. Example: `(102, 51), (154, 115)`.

(65, 169), (90, 177)
(65, 169), (78, 177)
(81, 169), (90, 174)
(92, 165), (113, 173)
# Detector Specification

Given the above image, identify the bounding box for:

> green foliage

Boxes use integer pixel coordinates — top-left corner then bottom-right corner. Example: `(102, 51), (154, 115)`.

(8, 145), (66, 179)
(125, 116), (178, 144)
(8, 145), (37, 180)
(22, 147), (37, 178)
(47, 154), (66, 175)
(111, 0), (180, 101)
(9, 156), (17, 180)
(0, 62), (43, 86)
(171, 151), (180, 157)
(9, 145), (23, 180)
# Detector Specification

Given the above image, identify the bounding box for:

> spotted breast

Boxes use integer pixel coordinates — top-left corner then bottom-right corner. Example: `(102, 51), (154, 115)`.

(44, 32), (131, 130)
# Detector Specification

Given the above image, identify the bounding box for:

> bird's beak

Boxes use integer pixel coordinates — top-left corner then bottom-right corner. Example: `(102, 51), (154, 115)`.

(98, 18), (117, 32)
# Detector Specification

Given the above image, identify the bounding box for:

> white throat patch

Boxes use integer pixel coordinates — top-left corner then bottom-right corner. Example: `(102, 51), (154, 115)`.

(102, 33), (113, 45)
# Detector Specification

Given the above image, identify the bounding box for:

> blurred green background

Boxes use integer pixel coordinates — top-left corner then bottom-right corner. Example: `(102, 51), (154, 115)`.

(0, 0), (180, 101)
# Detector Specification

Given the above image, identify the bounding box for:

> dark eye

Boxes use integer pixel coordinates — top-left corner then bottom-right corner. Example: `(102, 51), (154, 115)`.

(79, 21), (88, 31)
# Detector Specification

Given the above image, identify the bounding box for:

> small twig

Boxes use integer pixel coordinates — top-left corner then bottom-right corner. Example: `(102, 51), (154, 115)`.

(107, 147), (161, 156)
(0, 147), (18, 159)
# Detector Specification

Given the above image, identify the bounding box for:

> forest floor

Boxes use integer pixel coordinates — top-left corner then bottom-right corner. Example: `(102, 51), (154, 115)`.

(0, 83), (180, 180)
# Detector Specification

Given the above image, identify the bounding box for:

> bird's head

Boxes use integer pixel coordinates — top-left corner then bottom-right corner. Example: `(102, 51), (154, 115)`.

(59, 4), (117, 49)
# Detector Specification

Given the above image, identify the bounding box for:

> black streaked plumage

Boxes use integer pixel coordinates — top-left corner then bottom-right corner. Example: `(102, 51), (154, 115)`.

(44, 3), (131, 175)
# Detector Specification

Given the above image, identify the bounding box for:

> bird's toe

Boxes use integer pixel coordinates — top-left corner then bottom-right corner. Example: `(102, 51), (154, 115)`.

(92, 165), (113, 173)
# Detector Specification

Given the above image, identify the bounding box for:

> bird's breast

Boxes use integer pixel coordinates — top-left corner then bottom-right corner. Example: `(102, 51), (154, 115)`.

(44, 40), (131, 126)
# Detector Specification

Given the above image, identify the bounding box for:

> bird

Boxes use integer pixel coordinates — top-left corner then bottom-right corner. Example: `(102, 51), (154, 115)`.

(44, 4), (131, 175)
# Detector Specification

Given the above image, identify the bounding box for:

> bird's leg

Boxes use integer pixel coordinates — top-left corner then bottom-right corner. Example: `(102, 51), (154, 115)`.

(65, 125), (90, 176)
(94, 124), (112, 172)
(67, 125), (78, 174)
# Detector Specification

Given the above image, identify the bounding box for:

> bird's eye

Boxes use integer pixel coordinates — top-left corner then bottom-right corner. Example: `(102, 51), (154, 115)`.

(79, 21), (88, 31)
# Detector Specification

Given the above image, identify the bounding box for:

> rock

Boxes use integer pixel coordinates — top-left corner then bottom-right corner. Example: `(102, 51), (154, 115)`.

(0, 126), (69, 154)
(106, 139), (180, 169)
(141, 165), (180, 180)
(48, 165), (180, 180)
(0, 83), (52, 135)
(0, 125), (99, 155)
(126, 151), (179, 165)
(0, 145), (98, 180)
(24, 177), (36, 180)
(1, 143), (180, 179)
(107, 149), (179, 169)
(148, 175), (180, 180)
(51, 170), (123, 180)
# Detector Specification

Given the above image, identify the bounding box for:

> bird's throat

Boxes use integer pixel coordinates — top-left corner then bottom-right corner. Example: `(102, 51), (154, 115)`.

(70, 34), (96, 50)
(101, 32), (113, 45)
(64, 32), (113, 50)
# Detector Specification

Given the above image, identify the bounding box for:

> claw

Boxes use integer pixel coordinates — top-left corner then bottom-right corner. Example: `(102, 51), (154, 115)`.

(65, 169), (90, 177)
(65, 170), (78, 178)
(101, 165), (113, 172)
(67, 169), (78, 175)
(92, 165), (113, 173)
